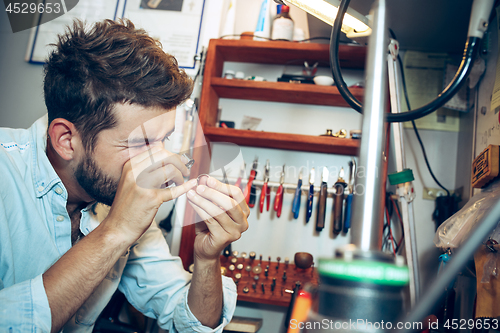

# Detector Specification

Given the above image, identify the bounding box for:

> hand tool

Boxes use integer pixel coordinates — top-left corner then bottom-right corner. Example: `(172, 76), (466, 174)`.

(234, 162), (246, 189)
(316, 167), (329, 232)
(244, 157), (258, 207)
(292, 168), (303, 219)
(259, 160), (271, 213)
(274, 164), (286, 217)
(343, 158), (356, 233)
(333, 168), (347, 235)
(306, 168), (315, 223)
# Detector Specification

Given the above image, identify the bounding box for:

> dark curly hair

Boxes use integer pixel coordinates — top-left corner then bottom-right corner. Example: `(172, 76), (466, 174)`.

(44, 19), (193, 151)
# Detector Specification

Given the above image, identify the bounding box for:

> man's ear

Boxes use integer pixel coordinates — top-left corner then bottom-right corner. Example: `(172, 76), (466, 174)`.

(47, 118), (81, 161)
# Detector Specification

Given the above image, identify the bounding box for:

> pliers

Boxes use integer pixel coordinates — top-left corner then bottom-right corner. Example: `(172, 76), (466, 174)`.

(306, 168), (315, 223)
(259, 160), (271, 213)
(274, 164), (285, 217)
(292, 168), (303, 219)
(244, 157), (258, 207)
(234, 162), (246, 189)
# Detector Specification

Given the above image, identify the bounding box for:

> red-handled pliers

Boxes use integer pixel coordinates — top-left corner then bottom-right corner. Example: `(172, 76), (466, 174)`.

(234, 162), (246, 189)
(274, 164), (285, 217)
(259, 160), (271, 213)
(244, 157), (258, 207)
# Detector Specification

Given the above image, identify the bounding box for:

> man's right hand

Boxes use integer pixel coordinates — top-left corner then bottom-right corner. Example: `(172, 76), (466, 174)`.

(104, 145), (197, 244)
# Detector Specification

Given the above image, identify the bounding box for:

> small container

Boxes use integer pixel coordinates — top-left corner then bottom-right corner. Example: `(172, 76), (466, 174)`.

(235, 71), (245, 79)
(224, 70), (235, 79)
(271, 5), (294, 41)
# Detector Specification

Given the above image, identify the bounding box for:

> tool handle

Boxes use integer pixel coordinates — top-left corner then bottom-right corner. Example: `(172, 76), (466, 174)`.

(333, 183), (345, 235)
(244, 170), (256, 205)
(234, 176), (242, 189)
(274, 184), (284, 217)
(266, 184), (271, 211)
(249, 176), (257, 208)
(306, 184), (314, 223)
(343, 193), (353, 233)
(292, 179), (302, 219)
(316, 182), (327, 231)
(260, 182), (268, 213)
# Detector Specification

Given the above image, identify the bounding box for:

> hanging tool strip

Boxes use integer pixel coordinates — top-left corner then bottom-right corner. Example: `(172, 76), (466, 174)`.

(212, 176), (353, 196)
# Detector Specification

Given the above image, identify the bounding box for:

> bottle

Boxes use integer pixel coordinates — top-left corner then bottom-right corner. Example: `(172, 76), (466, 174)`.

(254, 0), (272, 40)
(271, 5), (294, 41)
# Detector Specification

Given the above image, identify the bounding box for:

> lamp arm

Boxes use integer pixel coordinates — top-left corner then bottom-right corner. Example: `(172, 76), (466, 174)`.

(330, 0), (494, 123)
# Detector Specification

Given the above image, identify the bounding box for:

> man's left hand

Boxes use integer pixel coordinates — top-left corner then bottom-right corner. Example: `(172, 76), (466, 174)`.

(187, 176), (249, 261)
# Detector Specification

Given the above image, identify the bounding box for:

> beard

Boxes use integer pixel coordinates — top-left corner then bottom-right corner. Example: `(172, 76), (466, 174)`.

(74, 154), (118, 207)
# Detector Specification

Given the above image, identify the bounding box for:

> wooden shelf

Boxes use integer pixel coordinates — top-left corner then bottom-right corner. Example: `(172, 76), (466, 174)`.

(205, 127), (360, 155)
(212, 77), (364, 107)
(213, 39), (366, 69)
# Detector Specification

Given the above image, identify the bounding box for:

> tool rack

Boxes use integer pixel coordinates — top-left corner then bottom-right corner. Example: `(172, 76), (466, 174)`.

(178, 39), (390, 307)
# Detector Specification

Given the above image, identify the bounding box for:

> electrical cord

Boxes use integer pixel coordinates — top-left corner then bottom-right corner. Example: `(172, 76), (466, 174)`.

(388, 28), (451, 197)
(330, 0), (481, 123)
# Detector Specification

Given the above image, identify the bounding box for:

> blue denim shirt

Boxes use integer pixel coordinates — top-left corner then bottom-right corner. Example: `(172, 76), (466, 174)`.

(0, 115), (237, 332)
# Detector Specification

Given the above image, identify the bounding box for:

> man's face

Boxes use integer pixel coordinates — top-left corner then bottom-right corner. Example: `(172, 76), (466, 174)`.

(74, 103), (176, 206)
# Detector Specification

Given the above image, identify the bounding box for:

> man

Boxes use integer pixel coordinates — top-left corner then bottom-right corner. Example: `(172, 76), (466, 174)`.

(0, 19), (249, 332)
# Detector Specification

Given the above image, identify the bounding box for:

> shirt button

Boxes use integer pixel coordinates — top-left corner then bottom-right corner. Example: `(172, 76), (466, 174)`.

(56, 215), (65, 222)
(55, 187), (63, 195)
(37, 186), (44, 192)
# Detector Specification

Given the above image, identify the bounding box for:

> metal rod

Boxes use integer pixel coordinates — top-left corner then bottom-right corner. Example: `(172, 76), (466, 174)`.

(350, 0), (388, 251)
(210, 176), (346, 196)
(387, 50), (420, 305)
(400, 197), (500, 333)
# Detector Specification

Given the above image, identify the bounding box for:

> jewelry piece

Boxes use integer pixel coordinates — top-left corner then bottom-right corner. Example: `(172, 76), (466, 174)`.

(197, 174), (210, 185)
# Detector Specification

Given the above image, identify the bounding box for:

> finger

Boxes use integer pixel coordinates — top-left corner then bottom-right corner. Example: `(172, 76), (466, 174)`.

(195, 185), (246, 225)
(161, 179), (197, 202)
(132, 148), (189, 178)
(187, 190), (244, 236)
(206, 177), (249, 217)
(187, 199), (235, 245)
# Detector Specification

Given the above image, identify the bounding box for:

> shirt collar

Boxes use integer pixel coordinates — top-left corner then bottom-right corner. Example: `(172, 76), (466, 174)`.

(30, 115), (66, 199)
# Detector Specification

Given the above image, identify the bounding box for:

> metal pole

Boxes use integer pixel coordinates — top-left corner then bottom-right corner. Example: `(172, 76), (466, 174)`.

(387, 50), (420, 306)
(350, 0), (388, 251)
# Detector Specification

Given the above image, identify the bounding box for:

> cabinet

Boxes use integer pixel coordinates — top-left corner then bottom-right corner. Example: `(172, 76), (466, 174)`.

(178, 38), (370, 306)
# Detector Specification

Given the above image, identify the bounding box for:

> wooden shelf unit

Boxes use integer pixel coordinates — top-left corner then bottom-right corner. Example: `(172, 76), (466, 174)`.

(178, 39), (371, 306)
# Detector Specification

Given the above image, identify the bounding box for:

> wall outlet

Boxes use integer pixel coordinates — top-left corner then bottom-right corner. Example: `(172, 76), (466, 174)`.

(423, 187), (462, 200)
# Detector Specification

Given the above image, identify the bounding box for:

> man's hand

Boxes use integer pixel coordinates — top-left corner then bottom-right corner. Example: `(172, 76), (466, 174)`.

(105, 145), (197, 244)
(187, 176), (249, 261)
(186, 175), (249, 328)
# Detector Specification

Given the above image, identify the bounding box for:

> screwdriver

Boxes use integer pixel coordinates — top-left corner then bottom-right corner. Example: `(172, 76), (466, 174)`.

(292, 168), (303, 219)
(316, 167), (328, 232)
(343, 158), (356, 233)
(332, 168), (347, 235)
(244, 157), (258, 207)
(306, 168), (315, 223)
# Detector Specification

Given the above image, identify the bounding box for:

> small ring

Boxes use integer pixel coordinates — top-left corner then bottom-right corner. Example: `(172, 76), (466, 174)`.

(196, 174), (210, 185)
